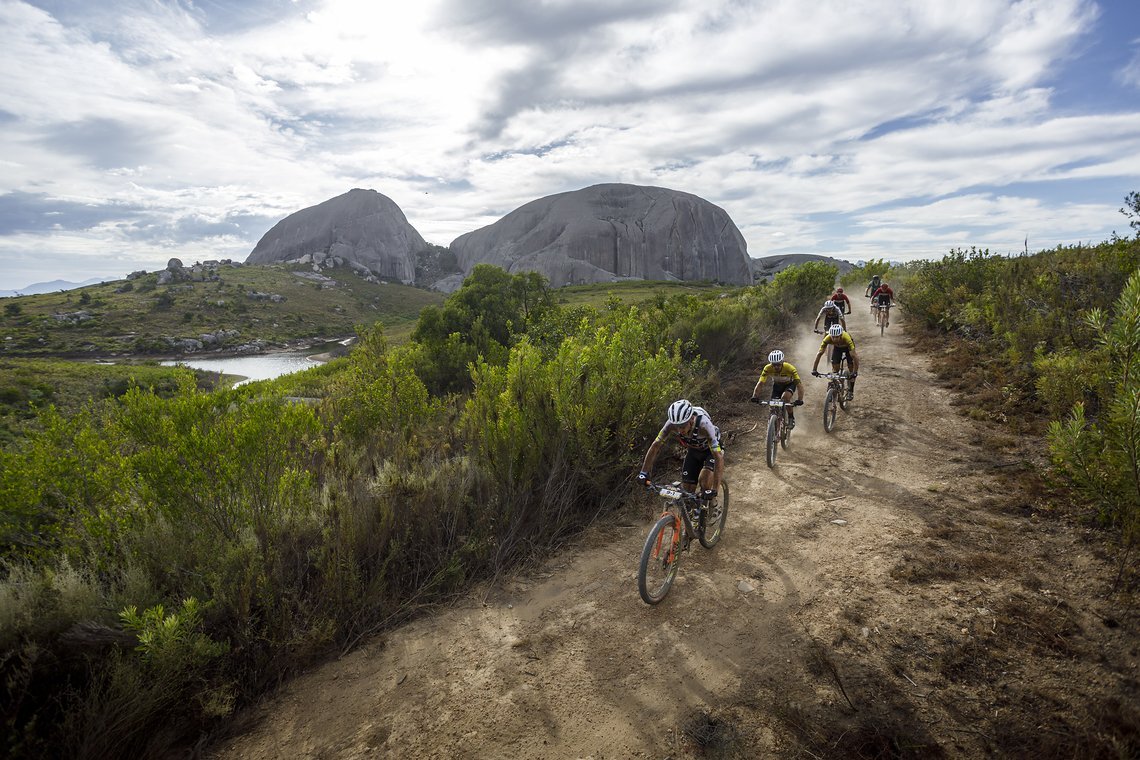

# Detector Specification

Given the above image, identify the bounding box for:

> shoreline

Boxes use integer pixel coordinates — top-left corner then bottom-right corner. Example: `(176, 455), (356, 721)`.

(1, 336), (354, 365)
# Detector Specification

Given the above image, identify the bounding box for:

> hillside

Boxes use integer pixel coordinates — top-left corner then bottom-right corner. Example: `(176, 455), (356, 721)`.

(752, 253), (854, 280)
(0, 262), (444, 357)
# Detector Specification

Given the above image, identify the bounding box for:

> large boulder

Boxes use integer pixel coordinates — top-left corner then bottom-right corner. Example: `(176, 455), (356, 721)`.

(246, 189), (426, 284)
(449, 184), (752, 287)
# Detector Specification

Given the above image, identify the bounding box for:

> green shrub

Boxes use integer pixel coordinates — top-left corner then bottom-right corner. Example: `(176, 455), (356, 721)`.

(1048, 270), (1140, 543)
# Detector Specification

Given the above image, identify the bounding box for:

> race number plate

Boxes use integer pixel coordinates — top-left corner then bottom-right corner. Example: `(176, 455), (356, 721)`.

(659, 486), (683, 499)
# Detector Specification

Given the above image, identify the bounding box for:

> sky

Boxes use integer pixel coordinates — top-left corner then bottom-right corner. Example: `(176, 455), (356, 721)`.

(1, 0), (1139, 291)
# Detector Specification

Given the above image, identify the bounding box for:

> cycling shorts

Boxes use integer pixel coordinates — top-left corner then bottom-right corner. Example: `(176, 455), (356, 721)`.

(681, 447), (718, 484)
(773, 380), (797, 398)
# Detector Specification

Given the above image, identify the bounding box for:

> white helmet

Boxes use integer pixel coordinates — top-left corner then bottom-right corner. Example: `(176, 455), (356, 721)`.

(829, 323), (844, 337)
(667, 399), (694, 425)
(824, 300), (834, 308)
(768, 349), (784, 364)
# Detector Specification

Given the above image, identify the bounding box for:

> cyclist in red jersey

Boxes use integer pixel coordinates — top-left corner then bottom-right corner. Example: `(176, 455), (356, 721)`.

(829, 286), (852, 315)
(870, 282), (895, 328)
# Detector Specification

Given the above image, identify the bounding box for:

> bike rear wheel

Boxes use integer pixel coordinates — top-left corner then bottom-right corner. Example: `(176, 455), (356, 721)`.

(698, 480), (729, 548)
(638, 513), (682, 604)
(824, 387), (838, 432)
(780, 412), (790, 449)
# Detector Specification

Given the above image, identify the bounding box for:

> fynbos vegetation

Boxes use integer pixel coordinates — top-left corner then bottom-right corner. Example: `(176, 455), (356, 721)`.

(0, 263), (835, 757)
(895, 196), (1140, 584)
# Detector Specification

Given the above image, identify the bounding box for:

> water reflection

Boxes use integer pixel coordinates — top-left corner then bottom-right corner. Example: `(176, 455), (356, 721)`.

(162, 353), (319, 385)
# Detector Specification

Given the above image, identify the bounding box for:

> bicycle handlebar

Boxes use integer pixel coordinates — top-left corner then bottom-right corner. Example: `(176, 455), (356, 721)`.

(645, 481), (702, 502)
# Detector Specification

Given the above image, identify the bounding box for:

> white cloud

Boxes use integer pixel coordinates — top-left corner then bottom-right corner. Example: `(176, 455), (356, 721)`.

(0, 0), (1137, 289)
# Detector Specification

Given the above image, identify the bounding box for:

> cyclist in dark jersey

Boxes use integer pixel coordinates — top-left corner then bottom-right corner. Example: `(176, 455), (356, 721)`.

(637, 399), (724, 501)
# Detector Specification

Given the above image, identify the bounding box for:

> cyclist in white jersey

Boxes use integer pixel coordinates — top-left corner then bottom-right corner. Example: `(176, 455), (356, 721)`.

(636, 399), (724, 500)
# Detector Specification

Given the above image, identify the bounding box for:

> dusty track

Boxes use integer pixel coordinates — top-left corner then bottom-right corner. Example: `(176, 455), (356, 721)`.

(214, 302), (1138, 759)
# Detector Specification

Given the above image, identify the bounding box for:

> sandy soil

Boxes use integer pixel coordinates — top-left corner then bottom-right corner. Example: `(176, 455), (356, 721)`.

(212, 303), (1138, 759)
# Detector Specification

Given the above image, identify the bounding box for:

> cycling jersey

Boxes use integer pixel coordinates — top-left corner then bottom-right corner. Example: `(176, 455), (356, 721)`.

(817, 303), (844, 325)
(830, 292), (852, 313)
(759, 361), (801, 385)
(654, 406), (722, 451)
(871, 286), (894, 304)
(819, 332), (856, 353)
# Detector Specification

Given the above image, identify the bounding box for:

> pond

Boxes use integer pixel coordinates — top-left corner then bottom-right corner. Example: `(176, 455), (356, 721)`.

(161, 353), (321, 385)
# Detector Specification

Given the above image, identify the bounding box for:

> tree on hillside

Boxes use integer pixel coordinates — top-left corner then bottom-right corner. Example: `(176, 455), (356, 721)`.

(411, 264), (554, 395)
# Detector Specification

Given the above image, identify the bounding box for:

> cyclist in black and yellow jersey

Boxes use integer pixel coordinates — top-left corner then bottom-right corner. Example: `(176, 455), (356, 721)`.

(750, 349), (805, 427)
(812, 323), (861, 400)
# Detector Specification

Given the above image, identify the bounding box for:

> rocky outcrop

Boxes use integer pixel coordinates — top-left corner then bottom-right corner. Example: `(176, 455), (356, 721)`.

(246, 189), (426, 284)
(449, 184), (752, 288)
(751, 253), (854, 281)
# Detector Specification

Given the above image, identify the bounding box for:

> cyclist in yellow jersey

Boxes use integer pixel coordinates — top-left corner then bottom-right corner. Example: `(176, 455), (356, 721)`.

(812, 323), (861, 400)
(750, 349), (805, 427)
(637, 399), (724, 501)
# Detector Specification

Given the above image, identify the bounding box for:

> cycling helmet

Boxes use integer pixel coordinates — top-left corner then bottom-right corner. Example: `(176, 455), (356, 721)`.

(667, 399), (694, 425)
(824, 300), (835, 308)
(768, 349), (784, 364)
(829, 323), (844, 337)
(835, 287), (844, 293)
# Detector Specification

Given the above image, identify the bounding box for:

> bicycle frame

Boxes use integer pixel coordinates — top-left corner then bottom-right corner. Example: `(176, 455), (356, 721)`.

(820, 370), (848, 431)
(638, 481), (725, 604)
(756, 399), (792, 467)
(654, 483), (701, 539)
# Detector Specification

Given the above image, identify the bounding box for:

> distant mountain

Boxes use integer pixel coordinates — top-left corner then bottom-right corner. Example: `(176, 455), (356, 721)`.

(447, 183), (754, 290)
(750, 254), (854, 280)
(0, 277), (113, 298)
(246, 188), (427, 284)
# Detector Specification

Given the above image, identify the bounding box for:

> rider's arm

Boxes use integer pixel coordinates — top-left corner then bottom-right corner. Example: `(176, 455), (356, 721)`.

(751, 376), (765, 399)
(641, 437), (665, 476)
(812, 348), (825, 373)
(641, 423), (672, 474)
(752, 365), (770, 398)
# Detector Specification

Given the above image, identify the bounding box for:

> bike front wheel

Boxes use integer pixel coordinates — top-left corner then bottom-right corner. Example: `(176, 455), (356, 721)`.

(638, 513), (682, 604)
(766, 414), (778, 468)
(698, 480), (729, 549)
(824, 387), (838, 432)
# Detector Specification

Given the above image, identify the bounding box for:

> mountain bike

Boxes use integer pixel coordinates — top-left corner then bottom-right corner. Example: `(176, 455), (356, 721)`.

(874, 302), (893, 335)
(637, 480), (730, 604)
(755, 399), (794, 468)
(816, 366), (851, 432)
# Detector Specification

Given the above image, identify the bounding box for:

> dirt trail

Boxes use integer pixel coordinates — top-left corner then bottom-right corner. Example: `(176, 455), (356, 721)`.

(214, 302), (1137, 759)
